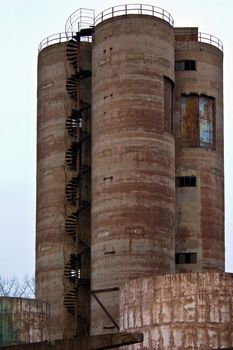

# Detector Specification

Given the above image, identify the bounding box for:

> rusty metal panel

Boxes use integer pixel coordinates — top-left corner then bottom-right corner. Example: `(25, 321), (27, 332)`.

(199, 96), (215, 145)
(180, 95), (199, 146)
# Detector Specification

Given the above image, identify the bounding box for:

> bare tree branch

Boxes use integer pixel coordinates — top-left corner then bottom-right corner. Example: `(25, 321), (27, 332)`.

(0, 275), (35, 298)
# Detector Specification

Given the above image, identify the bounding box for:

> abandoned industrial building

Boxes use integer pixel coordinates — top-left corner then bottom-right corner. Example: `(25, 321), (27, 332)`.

(1, 3), (233, 350)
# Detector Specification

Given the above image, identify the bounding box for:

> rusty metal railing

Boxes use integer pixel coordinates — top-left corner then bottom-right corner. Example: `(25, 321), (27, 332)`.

(198, 32), (223, 51)
(95, 4), (174, 26)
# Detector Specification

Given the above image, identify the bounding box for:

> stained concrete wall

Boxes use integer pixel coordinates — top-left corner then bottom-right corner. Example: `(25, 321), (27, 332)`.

(174, 28), (224, 272)
(120, 272), (233, 350)
(0, 297), (49, 346)
(36, 42), (75, 339)
(91, 14), (175, 335)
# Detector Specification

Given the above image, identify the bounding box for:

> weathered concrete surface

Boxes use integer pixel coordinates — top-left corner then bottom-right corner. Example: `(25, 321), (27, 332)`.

(174, 28), (224, 272)
(1, 332), (143, 350)
(0, 297), (49, 346)
(36, 42), (75, 339)
(37, 37), (92, 338)
(120, 272), (233, 350)
(91, 14), (175, 336)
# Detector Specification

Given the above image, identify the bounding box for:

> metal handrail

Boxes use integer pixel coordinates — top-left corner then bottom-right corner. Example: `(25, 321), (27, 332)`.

(38, 32), (74, 52)
(94, 4), (174, 26)
(65, 8), (95, 33)
(38, 32), (92, 53)
(198, 32), (223, 52)
(38, 9), (223, 53)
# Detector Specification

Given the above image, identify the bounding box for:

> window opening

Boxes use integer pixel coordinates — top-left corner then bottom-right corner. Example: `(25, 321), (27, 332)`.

(175, 252), (197, 264)
(175, 60), (196, 71)
(164, 76), (174, 133)
(176, 176), (196, 187)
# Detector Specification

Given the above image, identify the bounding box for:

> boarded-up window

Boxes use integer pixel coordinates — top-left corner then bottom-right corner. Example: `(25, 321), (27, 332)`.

(181, 95), (199, 146)
(180, 94), (215, 147)
(164, 77), (173, 133)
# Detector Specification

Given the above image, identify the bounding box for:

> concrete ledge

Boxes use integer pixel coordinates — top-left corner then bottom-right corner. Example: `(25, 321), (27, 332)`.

(1, 332), (143, 350)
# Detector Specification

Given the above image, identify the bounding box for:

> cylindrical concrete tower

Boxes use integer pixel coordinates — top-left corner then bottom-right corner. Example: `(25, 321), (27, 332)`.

(37, 28), (93, 339)
(36, 41), (75, 339)
(174, 28), (224, 273)
(91, 6), (175, 335)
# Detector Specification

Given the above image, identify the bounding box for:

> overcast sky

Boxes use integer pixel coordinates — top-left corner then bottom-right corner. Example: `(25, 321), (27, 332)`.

(0, 0), (232, 279)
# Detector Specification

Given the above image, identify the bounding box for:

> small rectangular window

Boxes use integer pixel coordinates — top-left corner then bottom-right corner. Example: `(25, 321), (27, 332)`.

(176, 252), (197, 264)
(175, 60), (196, 71)
(164, 76), (173, 133)
(176, 176), (196, 187)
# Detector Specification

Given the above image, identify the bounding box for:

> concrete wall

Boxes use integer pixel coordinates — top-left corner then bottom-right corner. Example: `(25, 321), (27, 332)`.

(91, 14), (175, 335)
(120, 272), (233, 350)
(174, 28), (224, 272)
(36, 42), (75, 339)
(0, 297), (49, 346)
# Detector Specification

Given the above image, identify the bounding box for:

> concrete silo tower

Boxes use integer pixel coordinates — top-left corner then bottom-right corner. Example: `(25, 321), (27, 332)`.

(36, 9), (94, 340)
(36, 5), (232, 349)
(91, 4), (175, 335)
(173, 28), (224, 272)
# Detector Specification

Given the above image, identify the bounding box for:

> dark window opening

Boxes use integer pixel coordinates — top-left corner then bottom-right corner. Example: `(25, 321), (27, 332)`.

(176, 176), (196, 187)
(164, 76), (174, 133)
(175, 60), (196, 71)
(176, 252), (197, 264)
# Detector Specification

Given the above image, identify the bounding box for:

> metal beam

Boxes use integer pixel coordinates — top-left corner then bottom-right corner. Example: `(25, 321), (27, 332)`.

(91, 292), (119, 330)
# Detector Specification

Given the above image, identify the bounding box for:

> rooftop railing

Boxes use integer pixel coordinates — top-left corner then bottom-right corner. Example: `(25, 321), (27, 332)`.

(38, 7), (223, 53)
(94, 4), (174, 26)
(38, 32), (92, 53)
(38, 32), (74, 52)
(198, 32), (223, 52)
(65, 8), (95, 33)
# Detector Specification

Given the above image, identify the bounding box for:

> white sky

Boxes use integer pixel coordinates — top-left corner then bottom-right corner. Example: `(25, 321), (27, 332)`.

(0, 0), (232, 279)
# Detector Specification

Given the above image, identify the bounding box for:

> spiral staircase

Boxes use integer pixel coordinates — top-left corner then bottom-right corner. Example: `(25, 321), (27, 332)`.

(64, 26), (93, 336)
